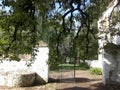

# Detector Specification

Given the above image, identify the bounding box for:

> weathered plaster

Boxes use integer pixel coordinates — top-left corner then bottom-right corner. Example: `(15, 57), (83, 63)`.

(0, 47), (49, 87)
(98, 0), (120, 85)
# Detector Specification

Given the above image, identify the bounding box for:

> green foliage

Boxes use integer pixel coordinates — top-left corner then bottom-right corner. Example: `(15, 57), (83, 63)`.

(0, 0), (114, 67)
(75, 30), (98, 61)
(89, 0), (112, 19)
(104, 43), (119, 54)
(58, 64), (75, 70)
(90, 68), (102, 75)
(103, 4), (120, 54)
(50, 63), (89, 71)
(78, 63), (90, 70)
(109, 5), (120, 36)
(0, 0), (40, 60)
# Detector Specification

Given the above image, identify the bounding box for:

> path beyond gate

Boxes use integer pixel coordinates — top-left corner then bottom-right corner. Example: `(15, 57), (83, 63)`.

(55, 69), (103, 90)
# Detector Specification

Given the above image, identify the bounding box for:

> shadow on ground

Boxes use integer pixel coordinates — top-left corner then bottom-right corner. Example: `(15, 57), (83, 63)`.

(49, 77), (107, 90)
(49, 77), (101, 83)
(56, 86), (90, 90)
(56, 83), (107, 90)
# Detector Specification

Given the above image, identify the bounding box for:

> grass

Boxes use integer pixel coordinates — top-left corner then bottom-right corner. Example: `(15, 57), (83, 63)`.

(58, 63), (90, 70)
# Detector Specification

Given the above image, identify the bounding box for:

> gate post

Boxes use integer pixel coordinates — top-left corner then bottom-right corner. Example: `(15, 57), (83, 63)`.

(98, 0), (120, 85)
(32, 46), (49, 84)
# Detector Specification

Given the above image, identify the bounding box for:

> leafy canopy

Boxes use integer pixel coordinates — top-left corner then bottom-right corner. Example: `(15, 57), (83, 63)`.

(0, 0), (113, 67)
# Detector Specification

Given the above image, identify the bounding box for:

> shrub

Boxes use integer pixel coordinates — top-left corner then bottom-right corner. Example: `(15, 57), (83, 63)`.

(77, 63), (90, 70)
(90, 68), (102, 75)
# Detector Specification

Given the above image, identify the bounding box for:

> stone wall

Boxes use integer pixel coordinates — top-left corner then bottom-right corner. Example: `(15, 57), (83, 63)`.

(31, 47), (49, 84)
(0, 46), (49, 87)
(86, 60), (102, 69)
(98, 0), (120, 85)
(0, 70), (35, 87)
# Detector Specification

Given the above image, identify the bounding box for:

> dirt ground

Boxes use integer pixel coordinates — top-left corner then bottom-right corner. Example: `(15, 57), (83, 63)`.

(0, 70), (117, 90)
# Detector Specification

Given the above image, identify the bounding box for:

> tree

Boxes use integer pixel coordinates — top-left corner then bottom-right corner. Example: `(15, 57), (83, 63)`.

(0, 0), (115, 67)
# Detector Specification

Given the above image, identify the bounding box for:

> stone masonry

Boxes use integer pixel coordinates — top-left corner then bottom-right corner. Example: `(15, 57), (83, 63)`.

(98, 0), (120, 85)
(0, 46), (49, 87)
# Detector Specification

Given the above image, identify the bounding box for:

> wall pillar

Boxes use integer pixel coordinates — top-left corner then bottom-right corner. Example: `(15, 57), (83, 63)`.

(32, 46), (49, 84)
(98, 0), (120, 85)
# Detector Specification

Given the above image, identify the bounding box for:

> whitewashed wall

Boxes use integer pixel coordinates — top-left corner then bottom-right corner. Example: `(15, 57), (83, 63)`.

(98, 1), (120, 85)
(86, 60), (102, 69)
(32, 47), (49, 84)
(0, 46), (49, 86)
